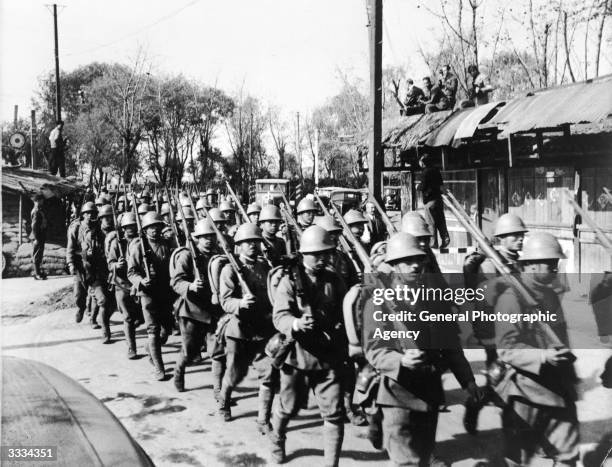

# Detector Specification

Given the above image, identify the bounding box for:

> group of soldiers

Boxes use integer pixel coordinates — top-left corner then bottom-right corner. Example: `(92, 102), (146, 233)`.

(61, 184), (611, 467)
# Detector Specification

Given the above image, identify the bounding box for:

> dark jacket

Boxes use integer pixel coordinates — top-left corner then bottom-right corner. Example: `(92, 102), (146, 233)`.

(127, 237), (171, 296)
(30, 206), (47, 240)
(170, 247), (215, 323)
(418, 167), (443, 203)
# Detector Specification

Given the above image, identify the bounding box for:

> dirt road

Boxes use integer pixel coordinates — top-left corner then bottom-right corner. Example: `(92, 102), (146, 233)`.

(2, 276), (611, 466)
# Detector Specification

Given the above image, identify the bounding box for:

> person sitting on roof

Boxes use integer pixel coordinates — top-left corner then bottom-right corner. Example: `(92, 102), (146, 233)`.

(422, 76), (444, 114)
(467, 64), (494, 106)
(426, 65), (457, 113)
(400, 79), (425, 116)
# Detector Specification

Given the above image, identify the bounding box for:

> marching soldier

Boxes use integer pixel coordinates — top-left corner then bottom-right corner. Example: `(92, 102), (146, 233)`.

(401, 213), (443, 274)
(269, 225), (347, 466)
(195, 198), (207, 219)
(67, 202), (105, 324)
(161, 202), (173, 225)
(315, 215), (360, 287)
(247, 203), (262, 223)
(462, 213), (527, 434)
(295, 198), (318, 230)
(170, 217), (219, 392)
(208, 208), (234, 250)
(106, 212), (141, 358)
(127, 212), (174, 381)
(493, 232), (579, 467)
(217, 224), (276, 431)
(205, 188), (218, 208)
(95, 194), (110, 208)
(344, 209), (370, 255)
(137, 202), (153, 221)
(258, 205), (286, 267)
(363, 232), (481, 467)
(219, 200), (239, 237)
(175, 207), (195, 246)
(30, 194), (48, 280)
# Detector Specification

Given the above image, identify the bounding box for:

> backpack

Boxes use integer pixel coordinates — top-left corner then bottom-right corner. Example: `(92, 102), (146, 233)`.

(343, 283), (364, 358)
(208, 254), (229, 305)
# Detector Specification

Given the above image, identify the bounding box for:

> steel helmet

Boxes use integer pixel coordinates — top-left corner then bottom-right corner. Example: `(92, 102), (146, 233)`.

(385, 232), (426, 263)
(520, 232), (566, 261)
(401, 213), (430, 237)
(196, 198), (208, 210)
(258, 205), (282, 222)
(120, 212), (137, 228)
(161, 202), (172, 215)
(176, 207), (195, 221)
(247, 203), (262, 215)
(141, 212), (165, 229)
(219, 200), (236, 212)
(296, 198), (317, 214)
(81, 201), (97, 214)
(494, 213), (528, 237)
(117, 195), (126, 203)
(98, 204), (113, 218)
(179, 196), (191, 208)
(344, 209), (367, 225)
(192, 218), (216, 237)
(95, 195), (109, 206)
(137, 203), (152, 215)
(208, 208), (227, 223)
(298, 225), (335, 254)
(205, 188), (217, 196)
(315, 215), (343, 233)
(234, 223), (263, 243)
(139, 190), (151, 200)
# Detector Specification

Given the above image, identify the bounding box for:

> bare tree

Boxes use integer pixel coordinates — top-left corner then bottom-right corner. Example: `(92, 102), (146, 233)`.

(268, 106), (289, 179)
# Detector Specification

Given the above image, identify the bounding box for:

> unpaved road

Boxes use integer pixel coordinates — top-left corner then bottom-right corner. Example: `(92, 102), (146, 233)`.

(2, 275), (611, 466)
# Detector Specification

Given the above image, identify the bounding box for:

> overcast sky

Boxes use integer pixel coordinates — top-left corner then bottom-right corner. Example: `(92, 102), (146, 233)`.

(0, 0), (446, 122)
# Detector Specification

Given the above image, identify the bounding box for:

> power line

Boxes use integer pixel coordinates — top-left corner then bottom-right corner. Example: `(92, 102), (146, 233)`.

(61, 0), (201, 58)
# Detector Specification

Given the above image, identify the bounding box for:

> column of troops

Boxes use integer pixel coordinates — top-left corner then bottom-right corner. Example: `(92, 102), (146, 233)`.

(64, 186), (612, 467)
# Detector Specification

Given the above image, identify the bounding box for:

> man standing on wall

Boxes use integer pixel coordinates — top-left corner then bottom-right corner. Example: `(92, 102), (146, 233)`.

(48, 120), (66, 177)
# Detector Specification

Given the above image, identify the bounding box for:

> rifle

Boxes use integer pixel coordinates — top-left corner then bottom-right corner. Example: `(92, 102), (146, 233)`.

(563, 188), (612, 255)
(186, 188), (201, 221)
(131, 192), (151, 281)
(225, 180), (250, 223)
(314, 193), (363, 273)
(110, 192), (124, 257)
(328, 201), (373, 273)
(170, 188), (201, 280)
(162, 186), (181, 246)
(199, 203), (252, 296)
(367, 189), (398, 234)
(154, 185), (161, 213)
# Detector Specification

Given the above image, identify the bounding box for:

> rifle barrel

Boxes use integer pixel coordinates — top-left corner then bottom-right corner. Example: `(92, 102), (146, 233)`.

(131, 193), (151, 281)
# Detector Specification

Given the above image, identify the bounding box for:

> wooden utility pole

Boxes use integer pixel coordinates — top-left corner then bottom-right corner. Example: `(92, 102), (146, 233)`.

(367, 0), (383, 203)
(30, 110), (36, 169)
(53, 4), (62, 122)
(14, 105), (18, 124)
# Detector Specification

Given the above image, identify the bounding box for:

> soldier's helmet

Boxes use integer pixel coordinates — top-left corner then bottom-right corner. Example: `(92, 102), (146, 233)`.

(95, 195), (109, 206)
(161, 202), (172, 215)
(196, 198), (208, 210)
(520, 233), (566, 261)
(120, 212), (137, 228)
(141, 212), (165, 229)
(494, 213), (528, 237)
(117, 195), (126, 203)
(81, 201), (97, 214)
(192, 218), (216, 238)
(179, 196), (191, 208)
(234, 223), (263, 243)
(205, 188), (217, 197)
(208, 208), (227, 223)
(137, 203), (152, 215)
(296, 198), (317, 214)
(98, 204), (113, 218)
(400, 213), (430, 237)
(219, 200), (236, 213)
(139, 190), (151, 200)
(176, 207), (195, 221)
(385, 232), (426, 263)
(344, 209), (367, 226)
(258, 205), (282, 222)
(247, 203), (262, 215)
(298, 225), (335, 254)
(315, 215), (343, 233)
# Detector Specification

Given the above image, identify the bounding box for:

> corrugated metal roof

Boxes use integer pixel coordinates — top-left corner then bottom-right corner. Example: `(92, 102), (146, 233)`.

(454, 101), (504, 140)
(378, 111), (453, 151)
(422, 108), (474, 147)
(2, 167), (83, 197)
(486, 75), (612, 135)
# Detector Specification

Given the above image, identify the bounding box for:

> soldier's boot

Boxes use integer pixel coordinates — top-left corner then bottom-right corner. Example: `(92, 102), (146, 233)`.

(463, 394), (482, 435)
(270, 415), (290, 464)
(75, 307), (85, 323)
(148, 335), (165, 381)
(366, 410), (383, 450)
(124, 321), (138, 359)
(322, 421), (344, 467)
(256, 386), (274, 435)
(174, 350), (187, 393)
(90, 300), (101, 329)
(101, 307), (112, 344)
(211, 359), (225, 402)
(217, 384), (232, 422)
(344, 393), (367, 426)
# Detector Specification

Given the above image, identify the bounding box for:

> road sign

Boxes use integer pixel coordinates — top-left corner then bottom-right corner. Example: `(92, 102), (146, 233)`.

(9, 132), (26, 149)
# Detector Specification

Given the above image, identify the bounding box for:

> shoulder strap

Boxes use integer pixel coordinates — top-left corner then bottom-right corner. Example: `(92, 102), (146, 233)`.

(267, 265), (287, 306)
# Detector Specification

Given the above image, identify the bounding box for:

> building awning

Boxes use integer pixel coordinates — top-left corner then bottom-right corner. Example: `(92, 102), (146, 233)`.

(2, 167), (84, 198)
(453, 101), (505, 140)
(485, 74), (612, 136)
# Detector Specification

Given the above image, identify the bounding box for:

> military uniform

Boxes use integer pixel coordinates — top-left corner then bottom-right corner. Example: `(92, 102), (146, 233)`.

(170, 245), (217, 391)
(271, 261), (347, 466)
(127, 229), (173, 378)
(217, 254), (275, 424)
(494, 277), (578, 466)
(106, 230), (140, 356)
(30, 201), (48, 278)
(261, 233), (286, 267)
